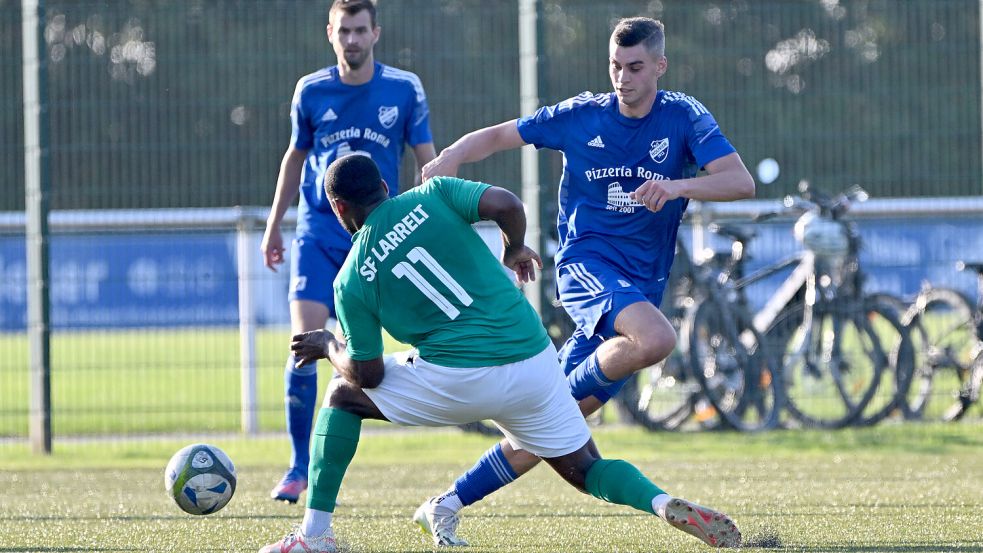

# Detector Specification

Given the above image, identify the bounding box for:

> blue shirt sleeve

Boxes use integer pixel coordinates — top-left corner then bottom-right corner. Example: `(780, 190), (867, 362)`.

(290, 79), (314, 150)
(406, 81), (433, 147)
(516, 92), (600, 151)
(686, 107), (735, 170)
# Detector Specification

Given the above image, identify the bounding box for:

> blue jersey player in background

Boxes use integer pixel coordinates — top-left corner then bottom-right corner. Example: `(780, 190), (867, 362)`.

(261, 0), (435, 504)
(417, 17), (754, 546)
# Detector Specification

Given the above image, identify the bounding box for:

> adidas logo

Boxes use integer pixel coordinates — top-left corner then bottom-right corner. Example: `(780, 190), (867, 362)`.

(321, 108), (338, 122)
(587, 135), (605, 148)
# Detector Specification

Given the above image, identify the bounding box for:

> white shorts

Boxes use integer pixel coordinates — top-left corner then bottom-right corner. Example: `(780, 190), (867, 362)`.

(361, 344), (591, 458)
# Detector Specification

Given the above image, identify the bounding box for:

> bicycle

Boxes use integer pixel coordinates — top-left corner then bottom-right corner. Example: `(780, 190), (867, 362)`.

(900, 261), (983, 421)
(743, 182), (911, 428)
(616, 237), (709, 431)
(617, 226), (784, 432)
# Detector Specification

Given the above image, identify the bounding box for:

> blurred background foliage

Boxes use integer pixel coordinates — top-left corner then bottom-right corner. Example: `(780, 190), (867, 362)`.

(1, 0), (980, 212)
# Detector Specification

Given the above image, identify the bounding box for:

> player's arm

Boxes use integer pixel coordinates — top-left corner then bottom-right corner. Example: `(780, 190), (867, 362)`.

(422, 120), (527, 179)
(291, 330), (384, 389)
(478, 186), (542, 284)
(630, 152), (755, 213)
(410, 142), (437, 188)
(261, 146), (308, 270)
(326, 340), (384, 390)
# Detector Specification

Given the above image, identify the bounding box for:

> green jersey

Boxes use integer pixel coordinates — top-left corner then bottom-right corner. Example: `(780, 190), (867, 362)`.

(333, 177), (550, 368)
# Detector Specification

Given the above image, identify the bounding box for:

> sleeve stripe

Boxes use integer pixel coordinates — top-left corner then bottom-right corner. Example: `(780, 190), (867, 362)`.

(292, 69), (333, 105)
(697, 124), (720, 144)
(381, 66), (427, 103)
(661, 91), (709, 117)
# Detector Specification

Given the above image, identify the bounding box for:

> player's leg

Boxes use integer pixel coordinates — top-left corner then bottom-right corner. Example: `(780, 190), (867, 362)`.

(261, 377), (387, 553)
(494, 347), (740, 549)
(273, 237), (342, 503)
(542, 441), (741, 549)
(603, 300), (677, 381)
(260, 355), (494, 553)
(559, 263), (674, 402)
(423, 302), (630, 520)
(301, 379), (386, 542)
(422, 330), (600, 522)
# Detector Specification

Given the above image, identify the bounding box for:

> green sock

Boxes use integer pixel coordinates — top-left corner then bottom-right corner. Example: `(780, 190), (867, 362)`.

(306, 407), (362, 512)
(584, 459), (667, 515)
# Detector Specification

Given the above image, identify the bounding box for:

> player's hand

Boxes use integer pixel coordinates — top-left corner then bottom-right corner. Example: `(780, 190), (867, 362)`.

(630, 179), (683, 213)
(291, 330), (334, 367)
(261, 225), (285, 271)
(421, 151), (461, 181)
(502, 245), (543, 284)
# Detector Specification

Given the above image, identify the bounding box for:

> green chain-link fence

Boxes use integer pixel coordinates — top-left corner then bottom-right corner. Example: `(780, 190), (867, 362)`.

(2, 0), (981, 441)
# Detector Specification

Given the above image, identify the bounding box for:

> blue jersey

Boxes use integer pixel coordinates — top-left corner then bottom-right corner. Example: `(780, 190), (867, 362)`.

(290, 62), (433, 244)
(516, 90), (735, 295)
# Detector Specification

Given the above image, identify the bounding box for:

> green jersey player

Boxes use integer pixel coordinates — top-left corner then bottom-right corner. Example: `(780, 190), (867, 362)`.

(258, 154), (740, 553)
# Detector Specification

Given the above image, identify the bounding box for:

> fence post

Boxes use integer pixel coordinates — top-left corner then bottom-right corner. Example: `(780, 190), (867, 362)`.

(23, 0), (52, 455)
(519, 0), (542, 315)
(236, 210), (259, 435)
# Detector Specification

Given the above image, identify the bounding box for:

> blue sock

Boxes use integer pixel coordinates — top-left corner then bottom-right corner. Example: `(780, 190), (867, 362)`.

(566, 351), (615, 401)
(285, 356), (318, 475)
(452, 443), (519, 506)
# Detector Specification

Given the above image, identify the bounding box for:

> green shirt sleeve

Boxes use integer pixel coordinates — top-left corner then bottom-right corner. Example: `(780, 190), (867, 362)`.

(334, 280), (385, 361)
(427, 177), (491, 224)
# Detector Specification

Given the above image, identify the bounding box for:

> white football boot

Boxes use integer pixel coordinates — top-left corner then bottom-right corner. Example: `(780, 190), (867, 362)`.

(413, 496), (469, 547)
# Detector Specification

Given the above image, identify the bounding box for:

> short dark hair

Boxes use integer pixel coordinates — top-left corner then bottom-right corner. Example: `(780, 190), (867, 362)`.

(324, 154), (386, 207)
(612, 17), (665, 57)
(330, 0), (377, 28)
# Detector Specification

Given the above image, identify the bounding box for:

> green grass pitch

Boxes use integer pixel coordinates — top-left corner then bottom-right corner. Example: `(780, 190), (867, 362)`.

(1, 424), (982, 552)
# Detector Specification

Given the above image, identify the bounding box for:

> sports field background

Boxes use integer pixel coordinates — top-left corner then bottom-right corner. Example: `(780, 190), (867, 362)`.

(3, 1), (983, 550)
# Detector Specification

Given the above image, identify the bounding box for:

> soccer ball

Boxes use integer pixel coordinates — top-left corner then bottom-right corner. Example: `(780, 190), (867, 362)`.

(164, 443), (237, 515)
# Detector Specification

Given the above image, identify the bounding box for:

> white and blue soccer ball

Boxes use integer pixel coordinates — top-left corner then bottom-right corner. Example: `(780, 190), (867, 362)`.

(164, 443), (237, 515)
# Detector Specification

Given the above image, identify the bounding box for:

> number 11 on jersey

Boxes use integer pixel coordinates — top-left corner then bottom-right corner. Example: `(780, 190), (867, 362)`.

(392, 247), (474, 319)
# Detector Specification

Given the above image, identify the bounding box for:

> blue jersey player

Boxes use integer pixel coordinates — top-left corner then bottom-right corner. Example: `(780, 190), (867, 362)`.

(260, 0), (435, 504)
(417, 17), (753, 547)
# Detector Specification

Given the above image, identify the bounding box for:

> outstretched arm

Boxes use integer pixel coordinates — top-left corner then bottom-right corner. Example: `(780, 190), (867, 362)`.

(478, 186), (542, 284)
(629, 152), (755, 212)
(422, 120), (527, 179)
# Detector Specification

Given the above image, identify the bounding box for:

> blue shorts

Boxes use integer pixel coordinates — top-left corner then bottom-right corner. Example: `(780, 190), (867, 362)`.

(287, 235), (350, 315)
(556, 260), (666, 340)
(556, 260), (666, 402)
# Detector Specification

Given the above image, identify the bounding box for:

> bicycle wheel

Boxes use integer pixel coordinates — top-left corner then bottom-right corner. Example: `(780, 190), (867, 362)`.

(767, 300), (886, 428)
(901, 287), (980, 421)
(964, 355), (983, 419)
(684, 296), (782, 431)
(615, 351), (700, 431)
(855, 295), (914, 427)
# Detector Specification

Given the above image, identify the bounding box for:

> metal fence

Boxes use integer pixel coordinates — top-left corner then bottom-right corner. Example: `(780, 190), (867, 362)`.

(2, 0), (982, 445)
(1, 0), (980, 212)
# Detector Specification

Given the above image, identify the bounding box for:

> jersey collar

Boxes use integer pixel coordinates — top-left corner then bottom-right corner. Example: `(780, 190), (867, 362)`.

(608, 89), (664, 127)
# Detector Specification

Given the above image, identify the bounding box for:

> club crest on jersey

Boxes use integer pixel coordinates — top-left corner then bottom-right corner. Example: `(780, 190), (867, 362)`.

(378, 106), (399, 129)
(649, 138), (669, 163)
